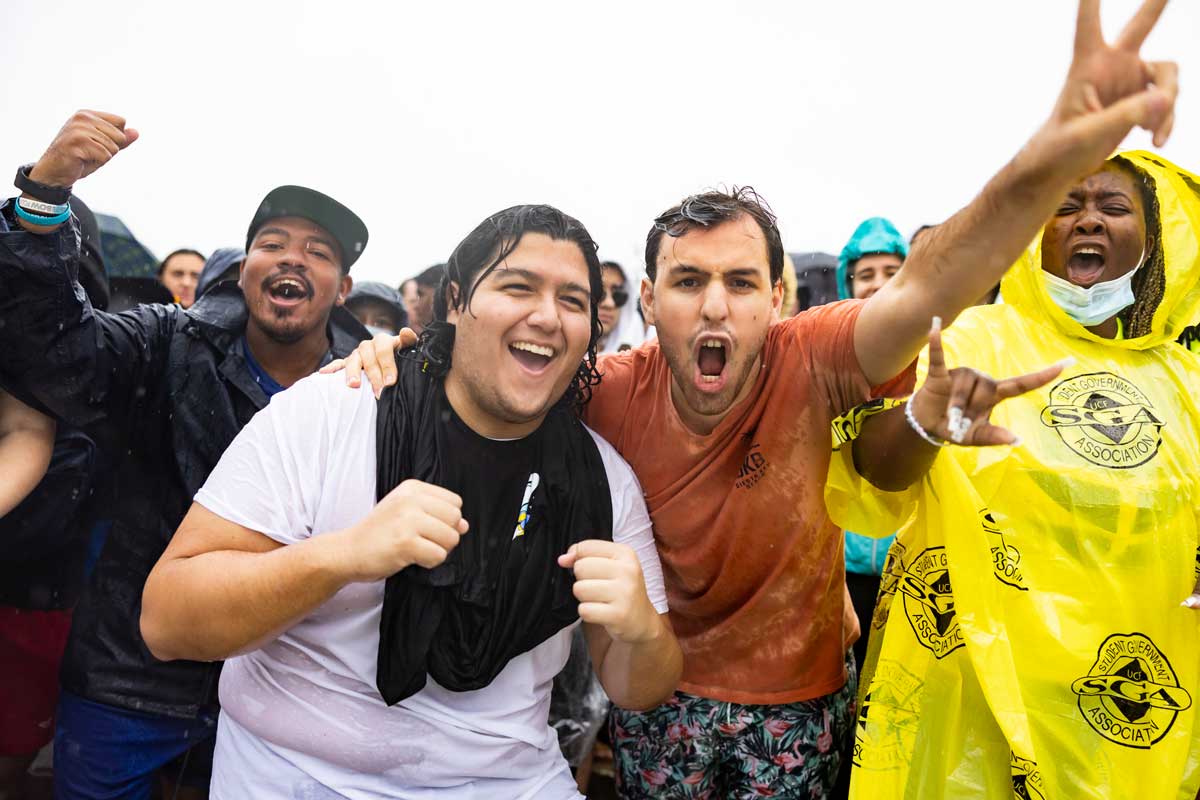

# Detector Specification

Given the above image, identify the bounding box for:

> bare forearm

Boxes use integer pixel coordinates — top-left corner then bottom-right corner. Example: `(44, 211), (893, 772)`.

(851, 407), (939, 492)
(0, 392), (55, 517)
(141, 532), (351, 662)
(596, 614), (682, 711)
(857, 151), (1075, 384)
(0, 429), (55, 517)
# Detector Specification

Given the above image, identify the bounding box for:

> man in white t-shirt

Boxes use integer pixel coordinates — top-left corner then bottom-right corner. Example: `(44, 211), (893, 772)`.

(139, 204), (682, 799)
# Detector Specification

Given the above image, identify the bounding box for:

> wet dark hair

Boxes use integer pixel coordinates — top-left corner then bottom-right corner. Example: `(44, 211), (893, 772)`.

(415, 204), (604, 412)
(1109, 157), (1165, 338)
(644, 186), (784, 286)
(157, 248), (206, 277)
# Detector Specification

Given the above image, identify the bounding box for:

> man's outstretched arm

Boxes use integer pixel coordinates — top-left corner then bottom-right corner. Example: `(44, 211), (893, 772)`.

(855, 0), (1177, 385)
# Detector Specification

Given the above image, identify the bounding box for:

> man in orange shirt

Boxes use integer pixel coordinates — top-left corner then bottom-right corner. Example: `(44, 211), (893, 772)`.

(335, 2), (1177, 793)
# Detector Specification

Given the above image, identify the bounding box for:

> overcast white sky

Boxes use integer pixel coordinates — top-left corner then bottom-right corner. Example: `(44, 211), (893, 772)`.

(3, 1), (1198, 285)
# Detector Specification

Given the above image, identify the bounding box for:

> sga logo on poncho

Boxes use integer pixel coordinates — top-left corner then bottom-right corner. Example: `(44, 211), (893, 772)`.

(1041, 372), (1164, 469)
(1071, 633), (1192, 749)
(899, 547), (962, 658)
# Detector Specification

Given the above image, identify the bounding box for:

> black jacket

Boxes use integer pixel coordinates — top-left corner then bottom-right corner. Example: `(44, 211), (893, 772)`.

(0, 204), (368, 718)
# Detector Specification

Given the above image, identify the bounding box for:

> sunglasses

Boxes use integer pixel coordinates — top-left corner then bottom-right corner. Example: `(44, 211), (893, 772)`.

(603, 286), (629, 308)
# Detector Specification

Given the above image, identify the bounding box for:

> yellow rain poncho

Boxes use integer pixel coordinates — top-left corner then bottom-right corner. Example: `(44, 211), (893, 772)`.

(828, 151), (1200, 800)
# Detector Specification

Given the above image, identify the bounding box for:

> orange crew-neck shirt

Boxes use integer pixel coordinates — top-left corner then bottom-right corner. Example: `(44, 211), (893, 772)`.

(583, 299), (911, 705)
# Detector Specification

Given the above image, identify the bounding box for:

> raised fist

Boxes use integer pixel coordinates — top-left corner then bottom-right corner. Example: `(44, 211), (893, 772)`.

(27, 110), (139, 189)
(336, 479), (470, 583)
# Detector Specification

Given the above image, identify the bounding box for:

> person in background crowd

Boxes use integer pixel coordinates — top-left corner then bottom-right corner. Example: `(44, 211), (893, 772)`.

(346, 280), (408, 336)
(195, 248), (245, 302)
(400, 264), (443, 335)
(792, 251), (840, 311)
(156, 248), (206, 309)
(596, 260), (646, 353)
(0, 109), (370, 800)
(597, 260), (628, 350)
(140, 203), (681, 799)
(838, 217), (907, 302)
(835, 215), (907, 671)
(779, 253), (799, 318)
(339, 1), (1179, 789)
(400, 278), (418, 316)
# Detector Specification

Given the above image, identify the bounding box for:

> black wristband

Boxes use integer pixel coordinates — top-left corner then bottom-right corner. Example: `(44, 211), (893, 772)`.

(14, 164), (72, 206)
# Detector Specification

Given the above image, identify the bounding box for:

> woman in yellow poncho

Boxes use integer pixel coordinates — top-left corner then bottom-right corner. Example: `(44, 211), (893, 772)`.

(829, 150), (1200, 800)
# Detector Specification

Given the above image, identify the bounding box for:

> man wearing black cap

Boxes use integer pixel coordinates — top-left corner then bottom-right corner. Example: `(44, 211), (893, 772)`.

(0, 109), (369, 799)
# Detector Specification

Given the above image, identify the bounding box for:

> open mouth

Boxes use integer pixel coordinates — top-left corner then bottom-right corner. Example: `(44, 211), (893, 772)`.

(509, 341), (556, 375)
(693, 336), (729, 393)
(1066, 244), (1107, 288)
(264, 275), (312, 306)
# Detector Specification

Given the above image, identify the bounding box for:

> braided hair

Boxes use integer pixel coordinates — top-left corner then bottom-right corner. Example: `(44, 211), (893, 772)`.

(1111, 157), (1165, 339)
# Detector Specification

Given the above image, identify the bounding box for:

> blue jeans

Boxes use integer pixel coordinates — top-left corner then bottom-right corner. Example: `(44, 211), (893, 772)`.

(53, 690), (216, 800)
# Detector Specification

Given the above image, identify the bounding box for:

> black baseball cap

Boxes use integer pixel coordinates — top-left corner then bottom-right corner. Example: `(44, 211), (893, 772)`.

(245, 185), (368, 270)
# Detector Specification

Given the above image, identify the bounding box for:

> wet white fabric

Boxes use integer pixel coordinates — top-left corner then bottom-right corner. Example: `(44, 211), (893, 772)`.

(195, 373), (667, 800)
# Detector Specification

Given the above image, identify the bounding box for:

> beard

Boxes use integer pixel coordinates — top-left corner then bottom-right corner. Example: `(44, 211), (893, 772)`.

(250, 304), (319, 345)
(660, 339), (762, 420)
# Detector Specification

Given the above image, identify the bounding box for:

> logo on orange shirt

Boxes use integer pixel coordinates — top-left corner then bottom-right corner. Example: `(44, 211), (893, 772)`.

(735, 443), (768, 490)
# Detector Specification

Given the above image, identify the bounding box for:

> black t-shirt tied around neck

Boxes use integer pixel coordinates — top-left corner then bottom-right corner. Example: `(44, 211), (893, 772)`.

(374, 352), (613, 705)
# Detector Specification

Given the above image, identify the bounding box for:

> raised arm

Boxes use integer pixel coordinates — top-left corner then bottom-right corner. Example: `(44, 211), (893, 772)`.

(0, 388), (56, 517)
(855, 0), (1177, 384)
(0, 111), (179, 452)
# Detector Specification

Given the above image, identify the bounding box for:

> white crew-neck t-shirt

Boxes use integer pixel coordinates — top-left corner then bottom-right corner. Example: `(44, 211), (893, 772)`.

(194, 373), (667, 800)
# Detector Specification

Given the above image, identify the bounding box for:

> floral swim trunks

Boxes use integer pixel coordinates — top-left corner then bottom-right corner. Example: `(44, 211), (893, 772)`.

(610, 652), (856, 799)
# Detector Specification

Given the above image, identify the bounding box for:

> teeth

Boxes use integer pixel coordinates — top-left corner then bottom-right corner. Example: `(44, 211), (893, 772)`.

(272, 278), (305, 297)
(700, 375), (720, 383)
(1075, 247), (1102, 256)
(701, 340), (724, 349)
(512, 341), (555, 358)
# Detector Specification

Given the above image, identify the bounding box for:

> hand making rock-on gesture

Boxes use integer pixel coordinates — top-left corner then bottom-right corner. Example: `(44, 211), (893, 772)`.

(906, 318), (1069, 448)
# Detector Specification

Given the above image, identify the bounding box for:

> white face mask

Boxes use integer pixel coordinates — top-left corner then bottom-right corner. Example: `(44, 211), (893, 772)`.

(1043, 246), (1145, 327)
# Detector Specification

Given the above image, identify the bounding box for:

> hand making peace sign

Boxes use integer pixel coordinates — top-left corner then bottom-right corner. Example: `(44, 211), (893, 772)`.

(1028, 0), (1178, 185)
